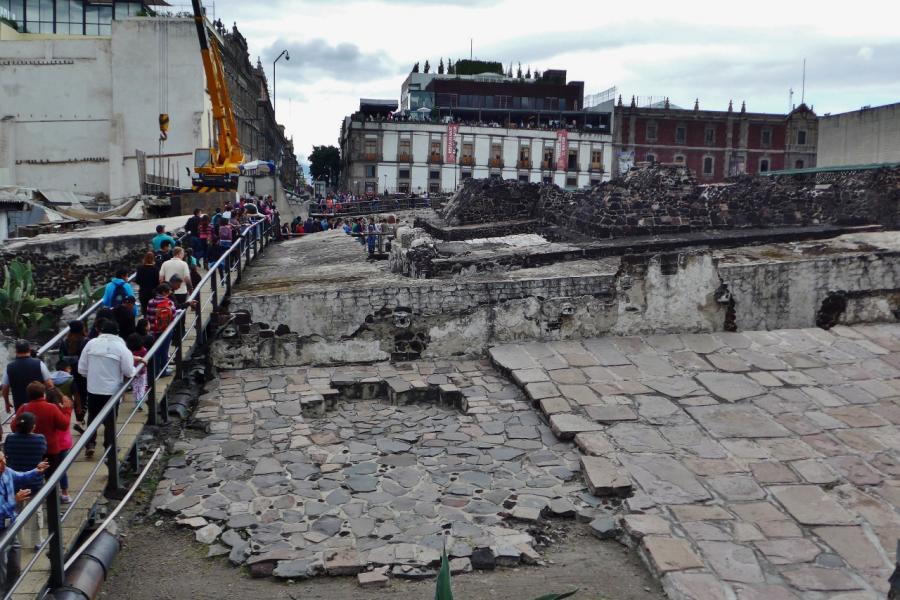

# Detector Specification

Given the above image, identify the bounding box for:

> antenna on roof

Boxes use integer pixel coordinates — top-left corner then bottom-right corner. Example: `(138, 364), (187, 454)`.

(470, 38), (473, 60)
(801, 58), (806, 105)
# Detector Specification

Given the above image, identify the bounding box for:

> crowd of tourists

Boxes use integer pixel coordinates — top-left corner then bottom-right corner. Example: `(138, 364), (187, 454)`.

(286, 212), (399, 259)
(0, 196), (273, 591)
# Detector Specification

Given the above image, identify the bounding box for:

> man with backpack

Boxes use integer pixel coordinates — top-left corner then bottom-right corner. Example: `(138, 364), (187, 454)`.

(101, 268), (138, 316)
(146, 283), (178, 376)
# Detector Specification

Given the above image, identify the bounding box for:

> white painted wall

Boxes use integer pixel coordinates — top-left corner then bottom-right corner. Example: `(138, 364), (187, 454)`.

(0, 18), (210, 199)
(817, 103), (900, 167)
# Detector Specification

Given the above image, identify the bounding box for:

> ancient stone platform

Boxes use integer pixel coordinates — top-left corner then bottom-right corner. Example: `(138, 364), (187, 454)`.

(491, 324), (900, 598)
(152, 360), (597, 581)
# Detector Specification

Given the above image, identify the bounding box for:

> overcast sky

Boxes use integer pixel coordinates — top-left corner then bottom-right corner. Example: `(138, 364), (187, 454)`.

(207, 0), (900, 166)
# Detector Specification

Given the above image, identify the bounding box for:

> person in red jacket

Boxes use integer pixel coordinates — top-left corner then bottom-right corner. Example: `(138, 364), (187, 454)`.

(11, 382), (70, 464)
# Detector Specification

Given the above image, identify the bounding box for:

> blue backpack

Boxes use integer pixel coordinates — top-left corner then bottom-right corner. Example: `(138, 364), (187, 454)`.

(110, 281), (128, 307)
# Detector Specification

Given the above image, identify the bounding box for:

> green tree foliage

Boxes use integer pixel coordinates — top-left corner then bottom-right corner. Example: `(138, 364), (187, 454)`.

(412, 62), (420, 73)
(517, 62), (523, 78)
(438, 58), (445, 74)
(424, 60), (431, 73)
(307, 145), (341, 186)
(448, 59), (455, 74)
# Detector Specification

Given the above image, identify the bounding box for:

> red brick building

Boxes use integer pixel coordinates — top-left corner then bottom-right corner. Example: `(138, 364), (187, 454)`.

(612, 98), (817, 181)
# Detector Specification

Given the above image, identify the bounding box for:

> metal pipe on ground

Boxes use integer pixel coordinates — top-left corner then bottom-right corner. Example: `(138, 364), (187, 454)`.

(46, 532), (119, 600)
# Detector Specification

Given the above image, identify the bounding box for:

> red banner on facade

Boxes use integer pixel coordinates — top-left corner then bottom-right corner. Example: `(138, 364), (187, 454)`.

(555, 130), (568, 171)
(446, 123), (459, 164)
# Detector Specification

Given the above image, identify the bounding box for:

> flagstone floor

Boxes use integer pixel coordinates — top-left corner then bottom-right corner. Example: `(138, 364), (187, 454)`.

(153, 323), (900, 598)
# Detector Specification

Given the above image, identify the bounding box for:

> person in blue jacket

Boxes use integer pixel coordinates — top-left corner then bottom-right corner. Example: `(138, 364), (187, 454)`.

(100, 268), (138, 316)
(0, 450), (48, 593)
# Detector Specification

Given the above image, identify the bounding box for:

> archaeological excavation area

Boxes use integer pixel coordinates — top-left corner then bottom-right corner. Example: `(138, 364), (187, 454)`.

(148, 164), (900, 598)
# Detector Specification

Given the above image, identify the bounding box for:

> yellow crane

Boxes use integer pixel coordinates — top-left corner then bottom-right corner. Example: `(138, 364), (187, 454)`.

(190, 0), (244, 192)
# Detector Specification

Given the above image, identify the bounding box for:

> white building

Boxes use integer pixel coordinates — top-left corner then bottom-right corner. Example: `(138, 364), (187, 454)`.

(817, 102), (900, 167)
(0, 16), (213, 199)
(341, 117), (613, 195)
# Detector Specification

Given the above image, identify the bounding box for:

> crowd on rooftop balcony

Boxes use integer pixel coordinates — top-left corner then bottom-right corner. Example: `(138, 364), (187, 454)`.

(354, 110), (607, 134)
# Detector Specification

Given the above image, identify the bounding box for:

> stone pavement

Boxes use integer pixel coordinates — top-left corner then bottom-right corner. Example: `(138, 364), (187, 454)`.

(152, 360), (600, 581)
(491, 324), (900, 599)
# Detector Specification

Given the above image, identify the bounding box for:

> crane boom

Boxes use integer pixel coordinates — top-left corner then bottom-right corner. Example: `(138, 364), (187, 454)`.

(190, 0), (244, 191)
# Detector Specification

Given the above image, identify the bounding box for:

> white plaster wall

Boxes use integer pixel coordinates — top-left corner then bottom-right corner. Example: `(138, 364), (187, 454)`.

(382, 130), (398, 160)
(817, 104), (900, 167)
(0, 18), (211, 199)
(411, 165), (428, 194)
(474, 135), (490, 165)
(378, 164), (397, 193)
(411, 131), (429, 163)
(502, 137), (518, 167)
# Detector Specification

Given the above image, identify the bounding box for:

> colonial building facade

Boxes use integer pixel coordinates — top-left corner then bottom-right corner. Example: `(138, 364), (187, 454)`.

(340, 67), (613, 194)
(613, 98), (818, 181)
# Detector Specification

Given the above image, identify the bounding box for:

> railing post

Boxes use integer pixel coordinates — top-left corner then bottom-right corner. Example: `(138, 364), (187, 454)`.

(46, 484), (65, 589)
(146, 359), (157, 427)
(211, 265), (219, 311)
(236, 237), (243, 283)
(195, 285), (204, 347)
(105, 402), (120, 492)
(174, 318), (185, 381)
(225, 255), (232, 297)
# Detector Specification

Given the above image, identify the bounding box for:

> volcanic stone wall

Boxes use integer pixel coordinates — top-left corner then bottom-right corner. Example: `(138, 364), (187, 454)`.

(442, 164), (900, 238)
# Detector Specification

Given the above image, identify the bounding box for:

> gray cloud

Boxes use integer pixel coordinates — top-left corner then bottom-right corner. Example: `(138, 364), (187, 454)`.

(262, 39), (397, 83)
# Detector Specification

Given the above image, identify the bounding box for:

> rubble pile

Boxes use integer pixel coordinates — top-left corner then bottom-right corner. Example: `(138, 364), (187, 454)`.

(441, 164), (900, 238)
(442, 178), (542, 226)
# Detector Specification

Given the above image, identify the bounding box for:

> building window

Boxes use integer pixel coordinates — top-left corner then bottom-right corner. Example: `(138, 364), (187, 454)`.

(364, 139), (377, 157)
(429, 170), (440, 180)
(590, 178), (602, 187)
(590, 149), (603, 169)
(759, 158), (770, 173)
(542, 175), (552, 184)
(462, 142), (474, 159)
(364, 165), (376, 178)
(398, 168), (410, 179)
(760, 128), (772, 148)
(702, 156), (714, 176)
(674, 154), (685, 164)
(646, 122), (658, 142)
(675, 125), (687, 144)
(645, 153), (656, 163)
(567, 149), (578, 171)
(490, 173), (501, 180)
(398, 139), (410, 159)
(704, 126), (715, 145)
(429, 182), (440, 193)
(518, 174), (529, 183)
(430, 140), (441, 161)
(461, 170), (472, 180)
(398, 182), (410, 193)
(519, 146), (530, 162)
(491, 144), (502, 161)
(797, 130), (807, 145)
(542, 147), (554, 168)
(795, 159), (805, 169)
(566, 176), (577, 188)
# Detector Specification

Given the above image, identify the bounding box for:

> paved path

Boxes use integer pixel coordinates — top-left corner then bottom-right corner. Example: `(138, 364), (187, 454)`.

(490, 324), (900, 599)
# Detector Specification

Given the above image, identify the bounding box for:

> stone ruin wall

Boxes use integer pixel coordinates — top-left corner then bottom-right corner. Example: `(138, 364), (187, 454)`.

(441, 164), (900, 237)
(0, 234), (154, 298)
(212, 245), (900, 368)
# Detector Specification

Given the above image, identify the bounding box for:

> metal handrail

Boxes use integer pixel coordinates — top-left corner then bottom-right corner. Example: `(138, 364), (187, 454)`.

(0, 217), (274, 598)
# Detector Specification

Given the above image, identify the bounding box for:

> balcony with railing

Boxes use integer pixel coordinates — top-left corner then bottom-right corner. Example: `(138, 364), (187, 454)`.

(460, 156), (475, 166)
(590, 162), (604, 172)
(429, 153), (443, 164)
(541, 160), (556, 170)
(362, 152), (381, 162)
(517, 159), (532, 169)
(489, 158), (504, 168)
(397, 153), (412, 163)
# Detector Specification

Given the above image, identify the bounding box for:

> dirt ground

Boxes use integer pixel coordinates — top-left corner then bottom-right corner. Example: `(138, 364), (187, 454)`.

(101, 510), (664, 600)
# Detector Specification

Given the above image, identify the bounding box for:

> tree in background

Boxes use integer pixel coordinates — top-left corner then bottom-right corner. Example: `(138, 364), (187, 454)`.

(448, 58), (455, 74)
(517, 62), (523, 79)
(424, 60), (431, 73)
(412, 62), (420, 73)
(526, 66), (531, 78)
(308, 145), (341, 187)
(438, 58), (445, 74)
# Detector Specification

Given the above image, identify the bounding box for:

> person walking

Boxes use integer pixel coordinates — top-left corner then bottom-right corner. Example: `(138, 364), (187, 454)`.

(100, 268), (137, 312)
(154, 240), (174, 268)
(44, 389), (74, 503)
(77, 321), (138, 459)
(159, 247), (192, 307)
(58, 321), (88, 425)
(134, 252), (159, 316)
(2, 340), (53, 414)
(112, 296), (137, 340)
(151, 224), (176, 252)
(0, 450), (48, 594)
(197, 214), (212, 268)
(146, 283), (177, 375)
(4, 412), (47, 549)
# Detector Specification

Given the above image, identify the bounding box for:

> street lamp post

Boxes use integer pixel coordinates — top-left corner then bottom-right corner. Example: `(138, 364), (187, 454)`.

(272, 49), (290, 120)
(383, 173), (387, 196)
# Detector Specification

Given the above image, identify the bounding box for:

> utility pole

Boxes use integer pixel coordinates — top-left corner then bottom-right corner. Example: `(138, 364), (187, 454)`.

(470, 38), (473, 60)
(801, 59), (806, 105)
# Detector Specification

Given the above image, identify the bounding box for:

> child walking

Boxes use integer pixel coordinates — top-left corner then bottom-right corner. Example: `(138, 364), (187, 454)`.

(126, 333), (149, 411)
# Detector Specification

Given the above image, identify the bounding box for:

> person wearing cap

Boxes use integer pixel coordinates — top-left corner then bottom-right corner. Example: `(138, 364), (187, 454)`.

(1, 340), (53, 413)
(151, 224), (177, 252)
